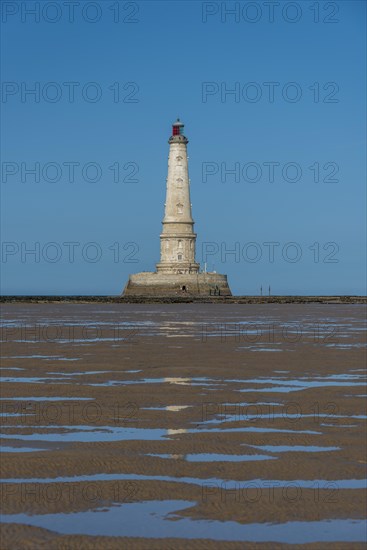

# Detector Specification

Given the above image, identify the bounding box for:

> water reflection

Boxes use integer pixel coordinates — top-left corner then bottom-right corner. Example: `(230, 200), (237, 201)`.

(1, 501), (366, 542)
(147, 453), (277, 462)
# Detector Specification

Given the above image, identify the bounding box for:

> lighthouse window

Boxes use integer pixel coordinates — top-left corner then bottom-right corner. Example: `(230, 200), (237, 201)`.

(177, 203), (183, 214)
(176, 156), (183, 164)
(176, 178), (183, 187)
(178, 240), (183, 249)
(178, 254), (182, 260)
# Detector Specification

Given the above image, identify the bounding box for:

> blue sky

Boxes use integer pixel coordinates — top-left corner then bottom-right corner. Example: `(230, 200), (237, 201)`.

(1, 0), (366, 295)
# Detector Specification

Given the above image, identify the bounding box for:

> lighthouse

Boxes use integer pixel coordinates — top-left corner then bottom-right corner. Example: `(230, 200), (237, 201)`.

(122, 119), (231, 297)
(156, 119), (199, 275)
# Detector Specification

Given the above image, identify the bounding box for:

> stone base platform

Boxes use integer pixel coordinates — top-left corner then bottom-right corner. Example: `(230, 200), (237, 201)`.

(122, 272), (231, 297)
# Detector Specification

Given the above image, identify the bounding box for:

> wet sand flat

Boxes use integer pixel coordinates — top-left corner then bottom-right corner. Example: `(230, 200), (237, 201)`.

(0, 304), (366, 549)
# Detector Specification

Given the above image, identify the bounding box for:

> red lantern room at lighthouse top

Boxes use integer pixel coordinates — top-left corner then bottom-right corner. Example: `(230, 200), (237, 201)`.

(172, 118), (184, 136)
(169, 118), (188, 145)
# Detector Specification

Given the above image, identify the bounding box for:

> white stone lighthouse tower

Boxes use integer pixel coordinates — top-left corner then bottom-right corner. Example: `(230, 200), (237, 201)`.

(156, 119), (200, 275)
(122, 119), (231, 297)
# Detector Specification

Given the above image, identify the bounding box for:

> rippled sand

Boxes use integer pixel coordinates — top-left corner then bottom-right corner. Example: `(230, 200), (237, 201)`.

(0, 304), (366, 549)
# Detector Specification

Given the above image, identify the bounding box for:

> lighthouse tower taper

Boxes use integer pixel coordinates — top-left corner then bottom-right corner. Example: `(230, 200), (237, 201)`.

(122, 119), (231, 297)
(156, 119), (200, 274)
